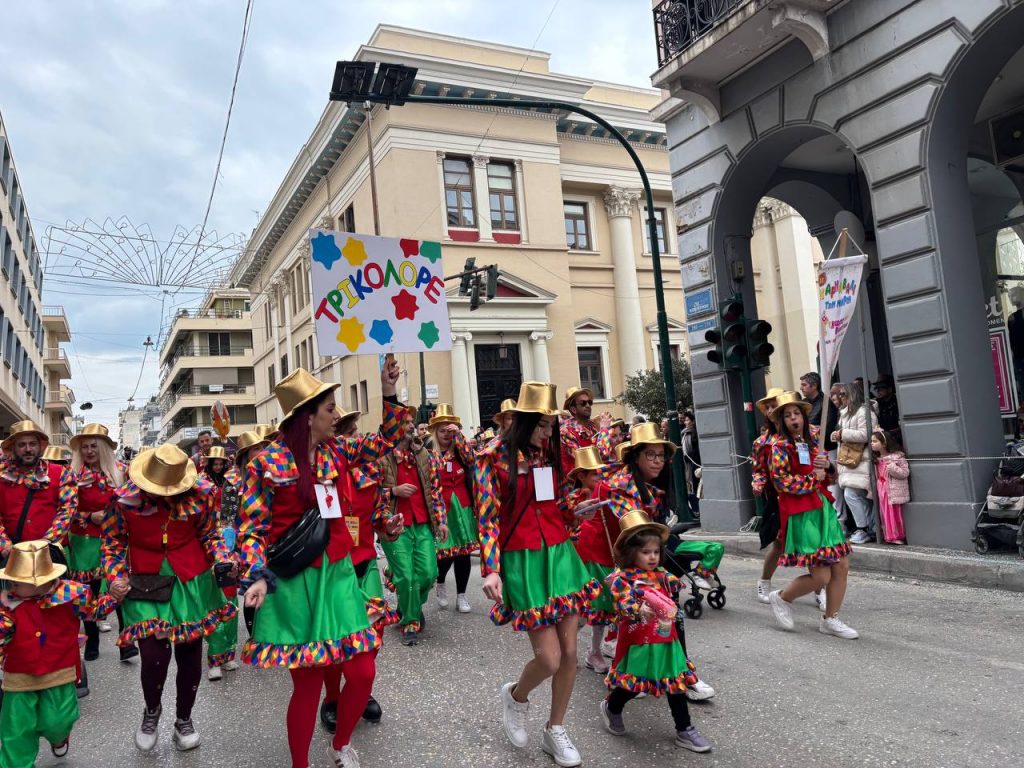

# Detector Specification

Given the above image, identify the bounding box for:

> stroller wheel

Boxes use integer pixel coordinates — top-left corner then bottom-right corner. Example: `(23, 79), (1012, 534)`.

(707, 589), (726, 610)
(683, 598), (703, 620)
(974, 535), (990, 555)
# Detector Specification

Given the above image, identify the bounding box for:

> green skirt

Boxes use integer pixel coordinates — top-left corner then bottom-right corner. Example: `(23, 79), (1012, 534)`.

(492, 540), (600, 632)
(779, 495), (852, 568)
(606, 641), (698, 696)
(242, 556), (381, 669)
(119, 560), (235, 648)
(67, 533), (103, 582)
(435, 493), (479, 559)
(580, 560), (615, 626)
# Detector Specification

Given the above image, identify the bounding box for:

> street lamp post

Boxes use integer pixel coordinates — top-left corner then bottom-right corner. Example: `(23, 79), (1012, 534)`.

(329, 62), (690, 519)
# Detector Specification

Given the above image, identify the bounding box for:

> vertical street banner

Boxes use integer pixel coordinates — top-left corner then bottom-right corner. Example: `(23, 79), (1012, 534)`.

(817, 254), (869, 376)
(990, 327), (1018, 416)
(309, 230), (453, 356)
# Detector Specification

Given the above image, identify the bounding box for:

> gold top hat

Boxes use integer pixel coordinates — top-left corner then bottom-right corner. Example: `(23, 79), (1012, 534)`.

(235, 431), (269, 466)
(2, 420), (49, 452)
(429, 403), (461, 429)
(768, 391), (812, 422)
(255, 424), (279, 441)
(756, 387), (787, 416)
(511, 382), (562, 417)
(69, 423), (117, 451)
(274, 368), (340, 426)
(206, 446), (228, 461)
(610, 419), (627, 431)
(42, 445), (71, 463)
(480, 428), (496, 441)
(568, 446), (606, 480)
(492, 398), (517, 425)
(335, 407), (361, 433)
(129, 443), (199, 497)
(563, 386), (594, 411)
(613, 510), (670, 553)
(616, 422), (678, 463)
(0, 540), (66, 586)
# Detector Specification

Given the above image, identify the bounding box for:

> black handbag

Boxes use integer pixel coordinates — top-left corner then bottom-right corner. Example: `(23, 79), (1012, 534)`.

(126, 573), (176, 603)
(266, 507), (330, 580)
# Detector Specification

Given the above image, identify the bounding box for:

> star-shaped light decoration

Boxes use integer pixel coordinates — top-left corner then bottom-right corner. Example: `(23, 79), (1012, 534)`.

(418, 321), (441, 349)
(336, 317), (366, 352)
(392, 289), (419, 321)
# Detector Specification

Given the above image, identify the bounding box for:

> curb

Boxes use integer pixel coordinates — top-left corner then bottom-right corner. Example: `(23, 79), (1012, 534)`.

(681, 531), (1024, 593)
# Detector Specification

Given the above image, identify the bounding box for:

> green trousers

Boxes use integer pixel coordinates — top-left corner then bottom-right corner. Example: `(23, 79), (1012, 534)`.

(358, 558), (384, 600)
(207, 589), (239, 666)
(381, 522), (437, 627)
(673, 540), (725, 573)
(0, 683), (79, 768)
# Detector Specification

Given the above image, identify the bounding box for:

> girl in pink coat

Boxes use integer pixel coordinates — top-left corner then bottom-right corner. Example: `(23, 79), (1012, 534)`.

(871, 430), (909, 544)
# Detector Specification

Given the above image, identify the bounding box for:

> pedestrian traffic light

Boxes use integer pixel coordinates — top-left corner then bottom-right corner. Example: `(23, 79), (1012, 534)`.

(485, 265), (499, 301)
(745, 319), (774, 370)
(459, 257), (476, 296)
(705, 297), (746, 370)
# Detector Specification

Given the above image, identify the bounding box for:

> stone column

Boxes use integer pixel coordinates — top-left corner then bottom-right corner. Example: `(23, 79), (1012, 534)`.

(604, 186), (646, 382)
(450, 332), (473, 435)
(513, 158), (528, 243)
(471, 154), (493, 242)
(530, 331), (553, 382)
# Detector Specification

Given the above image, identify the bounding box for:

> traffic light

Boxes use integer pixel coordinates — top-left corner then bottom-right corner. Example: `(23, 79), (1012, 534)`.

(469, 273), (482, 311)
(745, 319), (774, 369)
(485, 265), (499, 300)
(705, 296), (746, 370)
(459, 257), (476, 296)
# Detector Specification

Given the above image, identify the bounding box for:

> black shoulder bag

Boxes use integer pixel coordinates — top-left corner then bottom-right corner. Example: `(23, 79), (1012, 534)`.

(266, 506), (331, 580)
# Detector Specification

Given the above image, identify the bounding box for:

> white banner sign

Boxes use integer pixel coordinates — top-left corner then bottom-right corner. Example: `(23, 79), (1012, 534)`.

(818, 254), (868, 375)
(310, 230), (453, 356)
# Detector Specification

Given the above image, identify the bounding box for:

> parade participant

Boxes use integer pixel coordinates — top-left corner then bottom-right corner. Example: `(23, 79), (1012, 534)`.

(190, 430), (214, 472)
(599, 513), (712, 753)
(202, 446), (239, 681)
(567, 446), (615, 675)
(559, 387), (597, 475)
(594, 418), (627, 465)
(41, 446), (71, 464)
(255, 424), (280, 442)
(103, 443), (237, 752)
(430, 404), (478, 614)
(766, 392), (857, 639)
(377, 406), (447, 646)
(239, 364), (403, 768)
(751, 389), (784, 603)
(478, 381), (599, 768)
(68, 424), (138, 664)
(493, 399), (516, 434)
(0, 541), (115, 768)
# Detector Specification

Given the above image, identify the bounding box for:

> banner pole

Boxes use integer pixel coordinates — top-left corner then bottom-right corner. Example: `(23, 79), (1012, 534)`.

(818, 230), (849, 451)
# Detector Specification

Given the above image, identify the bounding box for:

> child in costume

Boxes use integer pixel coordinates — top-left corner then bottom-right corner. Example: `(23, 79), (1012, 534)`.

(202, 446), (240, 681)
(0, 540), (114, 768)
(600, 513), (712, 754)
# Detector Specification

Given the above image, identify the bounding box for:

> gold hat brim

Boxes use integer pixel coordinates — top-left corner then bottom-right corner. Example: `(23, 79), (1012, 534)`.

(613, 518), (670, 553)
(563, 388), (595, 410)
(0, 542), (68, 586)
(756, 387), (788, 416)
(616, 438), (677, 463)
(280, 381), (341, 426)
(768, 397), (813, 422)
(429, 416), (462, 429)
(568, 462), (607, 480)
(129, 448), (199, 497)
(69, 434), (117, 451)
(2, 428), (49, 453)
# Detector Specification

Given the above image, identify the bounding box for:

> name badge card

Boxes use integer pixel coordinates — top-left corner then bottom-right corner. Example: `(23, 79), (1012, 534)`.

(446, 461), (453, 473)
(533, 467), (555, 502)
(344, 516), (360, 546)
(315, 483), (342, 519)
(796, 443), (811, 466)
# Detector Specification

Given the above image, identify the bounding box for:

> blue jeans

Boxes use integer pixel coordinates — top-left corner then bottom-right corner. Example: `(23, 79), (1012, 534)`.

(843, 487), (874, 535)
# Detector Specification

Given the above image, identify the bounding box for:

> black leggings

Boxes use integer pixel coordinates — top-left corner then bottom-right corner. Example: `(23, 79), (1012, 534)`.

(138, 637), (203, 721)
(607, 687), (691, 731)
(83, 578), (125, 652)
(436, 554), (471, 593)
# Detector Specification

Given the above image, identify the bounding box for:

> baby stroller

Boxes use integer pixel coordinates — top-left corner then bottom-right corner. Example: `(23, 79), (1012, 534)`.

(972, 439), (1024, 558)
(663, 521), (727, 619)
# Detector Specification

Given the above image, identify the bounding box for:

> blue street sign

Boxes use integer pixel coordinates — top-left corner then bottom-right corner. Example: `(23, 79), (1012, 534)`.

(687, 317), (717, 336)
(685, 288), (714, 318)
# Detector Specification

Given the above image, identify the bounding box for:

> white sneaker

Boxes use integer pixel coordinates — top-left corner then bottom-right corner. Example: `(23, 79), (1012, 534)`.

(456, 594), (471, 613)
(600, 636), (617, 659)
(814, 589), (827, 612)
(436, 583), (450, 609)
(686, 679), (716, 701)
(223, 659), (240, 672)
(691, 573), (712, 591)
(850, 530), (871, 544)
(172, 718), (201, 751)
(584, 651), (609, 674)
(819, 615), (859, 639)
(542, 724), (582, 767)
(756, 579), (772, 604)
(329, 743), (361, 768)
(135, 707), (161, 752)
(500, 682), (529, 748)
(207, 666), (223, 681)
(97, 620), (112, 633)
(768, 590), (794, 630)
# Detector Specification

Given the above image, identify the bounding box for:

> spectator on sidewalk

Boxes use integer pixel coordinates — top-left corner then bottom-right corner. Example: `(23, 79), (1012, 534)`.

(799, 373), (839, 451)
(831, 383), (877, 544)
(872, 374), (901, 444)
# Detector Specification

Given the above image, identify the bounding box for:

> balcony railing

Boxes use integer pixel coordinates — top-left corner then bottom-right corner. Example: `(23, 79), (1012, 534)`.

(162, 345), (252, 373)
(45, 385), (75, 408)
(161, 384), (254, 410)
(653, 0), (744, 66)
(42, 305), (66, 317)
(173, 308), (248, 320)
(44, 348), (69, 363)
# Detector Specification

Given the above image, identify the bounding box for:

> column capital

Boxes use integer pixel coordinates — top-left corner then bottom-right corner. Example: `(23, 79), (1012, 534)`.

(513, 158), (523, 171)
(472, 154), (490, 169)
(436, 150), (446, 164)
(529, 330), (554, 343)
(297, 239), (311, 259)
(451, 331), (473, 343)
(603, 186), (641, 219)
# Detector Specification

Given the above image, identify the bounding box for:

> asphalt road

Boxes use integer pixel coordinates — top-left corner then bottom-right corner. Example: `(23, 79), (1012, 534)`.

(25, 555), (1024, 768)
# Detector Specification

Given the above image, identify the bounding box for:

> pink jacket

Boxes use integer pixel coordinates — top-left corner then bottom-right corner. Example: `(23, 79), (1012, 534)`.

(878, 452), (910, 505)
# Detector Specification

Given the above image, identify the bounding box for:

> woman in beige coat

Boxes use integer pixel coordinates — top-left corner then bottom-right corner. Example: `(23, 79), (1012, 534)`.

(831, 383), (877, 544)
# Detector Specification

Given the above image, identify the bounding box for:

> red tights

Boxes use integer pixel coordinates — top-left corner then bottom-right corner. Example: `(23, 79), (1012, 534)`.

(287, 652), (376, 767)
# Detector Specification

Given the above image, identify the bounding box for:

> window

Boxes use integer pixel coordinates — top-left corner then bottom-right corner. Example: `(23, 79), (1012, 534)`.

(267, 364), (276, 393)
(443, 157), (475, 228)
(350, 384), (359, 413)
(656, 343), (681, 363)
(208, 332), (231, 356)
(10, 257), (18, 297)
(564, 203), (590, 250)
(264, 303), (271, 339)
(644, 207), (669, 254)
(3, 320), (12, 366)
(280, 353), (289, 378)
(577, 346), (606, 399)
(359, 380), (368, 413)
(487, 162), (518, 231)
(338, 204), (355, 233)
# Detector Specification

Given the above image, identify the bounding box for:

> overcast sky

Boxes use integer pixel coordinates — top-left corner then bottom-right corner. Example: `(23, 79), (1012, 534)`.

(0, 0), (659, 439)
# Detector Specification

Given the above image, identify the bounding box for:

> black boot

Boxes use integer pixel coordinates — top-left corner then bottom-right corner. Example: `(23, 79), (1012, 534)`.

(319, 698), (337, 734)
(120, 644), (140, 662)
(362, 695), (382, 723)
(83, 621), (100, 661)
(76, 663), (90, 699)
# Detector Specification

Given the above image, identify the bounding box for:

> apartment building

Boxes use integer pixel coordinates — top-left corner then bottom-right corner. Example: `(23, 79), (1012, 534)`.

(42, 306), (74, 445)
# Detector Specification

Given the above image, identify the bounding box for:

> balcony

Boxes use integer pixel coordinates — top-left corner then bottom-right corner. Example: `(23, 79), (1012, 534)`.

(160, 345), (254, 386)
(651, 0), (837, 121)
(159, 311), (252, 366)
(43, 347), (72, 379)
(45, 385), (75, 415)
(160, 384), (256, 424)
(42, 305), (71, 343)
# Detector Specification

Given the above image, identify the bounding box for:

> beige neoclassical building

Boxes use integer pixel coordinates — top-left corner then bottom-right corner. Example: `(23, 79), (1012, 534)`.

(231, 26), (690, 430)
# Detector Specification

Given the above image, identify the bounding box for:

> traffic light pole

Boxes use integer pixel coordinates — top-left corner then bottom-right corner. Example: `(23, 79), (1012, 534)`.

(332, 88), (687, 518)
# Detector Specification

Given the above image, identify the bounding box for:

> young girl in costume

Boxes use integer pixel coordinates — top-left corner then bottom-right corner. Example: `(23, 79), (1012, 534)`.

(202, 446), (240, 681)
(600, 513), (712, 753)
(767, 391), (857, 639)
(477, 381), (600, 768)
(871, 429), (909, 544)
